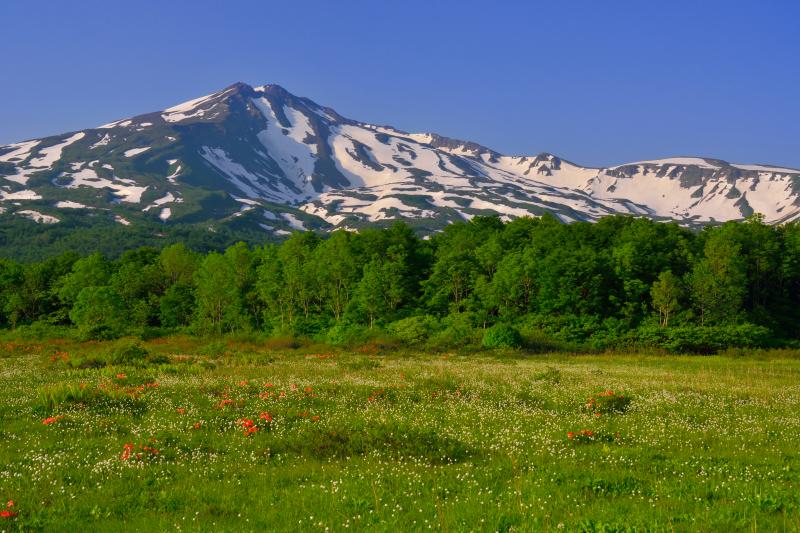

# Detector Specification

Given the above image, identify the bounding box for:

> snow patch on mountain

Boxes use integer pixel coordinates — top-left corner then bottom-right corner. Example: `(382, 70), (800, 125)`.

(124, 147), (151, 158)
(18, 210), (58, 224)
(27, 132), (85, 170)
(252, 97), (317, 189)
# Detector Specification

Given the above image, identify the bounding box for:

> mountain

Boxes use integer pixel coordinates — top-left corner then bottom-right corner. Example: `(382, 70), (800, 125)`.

(1, 81), (799, 241)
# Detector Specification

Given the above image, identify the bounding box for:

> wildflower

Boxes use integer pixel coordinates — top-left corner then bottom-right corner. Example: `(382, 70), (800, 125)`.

(263, 383), (273, 388)
(217, 399), (233, 408)
(42, 415), (63, 425)
(120, 443), (134, 461)
(594, 412), (602, 418)
(311, 415), (320, 422)
(304, 386), (312, 393)
(259, 391), (271, 399)
(192, 422), (203, 430)
(567, 432), (575, 440)
(290, 384), (298, 392)
(238, 380), (248, 387)
(244, 426), (259, 436)
(239, 418), (255, 429)
(259, 412), (273, 423)
(177, 408), (186, 415)
(6, 501), (14, 508)
(0, 509), (17, 519)
(116, 373), (126, 379)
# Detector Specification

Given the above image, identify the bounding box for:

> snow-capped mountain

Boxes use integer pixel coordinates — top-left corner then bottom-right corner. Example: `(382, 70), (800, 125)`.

(1, 81), (798, 235)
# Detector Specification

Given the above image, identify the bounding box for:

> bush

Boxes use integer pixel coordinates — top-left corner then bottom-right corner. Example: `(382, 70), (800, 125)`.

(585, 390), (632, 414)
(427, 312), (480, 350)
(386, 315), (440, 345)
(627, 323), (772, 354)
(325, 323), (372, 347)
(482, 323), (523, 349)
(107, 340), (169, 367)
(291, 316), (331, 338)
(69, 286), (127, 340)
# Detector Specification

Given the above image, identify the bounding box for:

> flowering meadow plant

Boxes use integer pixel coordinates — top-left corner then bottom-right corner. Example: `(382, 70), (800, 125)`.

(2, 337), (799, 530)
(584, 390), (632, 415)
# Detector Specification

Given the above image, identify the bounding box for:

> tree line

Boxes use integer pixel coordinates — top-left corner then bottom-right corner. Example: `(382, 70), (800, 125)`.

(1, 214), (798, 352)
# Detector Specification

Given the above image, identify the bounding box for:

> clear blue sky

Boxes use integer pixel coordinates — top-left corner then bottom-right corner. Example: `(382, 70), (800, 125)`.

(2, 0), (798, 168)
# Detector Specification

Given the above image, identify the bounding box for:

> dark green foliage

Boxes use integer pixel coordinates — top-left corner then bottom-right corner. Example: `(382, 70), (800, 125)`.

(387, 315), (440, 344)
(69, 286), (127, 339)
(3, 214), (800, 353)
(106, 340), (169, 367)
(482, 323), (523, 349)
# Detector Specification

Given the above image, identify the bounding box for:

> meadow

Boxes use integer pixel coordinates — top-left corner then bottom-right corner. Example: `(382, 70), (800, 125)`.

(1, 337), (799, 532)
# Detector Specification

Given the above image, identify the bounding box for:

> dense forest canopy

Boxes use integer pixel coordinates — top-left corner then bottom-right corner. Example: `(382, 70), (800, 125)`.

(2, 214), (798, 353)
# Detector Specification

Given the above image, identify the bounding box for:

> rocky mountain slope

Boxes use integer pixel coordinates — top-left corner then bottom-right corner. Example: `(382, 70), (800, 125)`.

(1, 82), (798, 237)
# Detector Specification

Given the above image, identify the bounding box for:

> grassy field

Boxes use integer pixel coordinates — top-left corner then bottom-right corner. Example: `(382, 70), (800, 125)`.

(1, 338), (799, 531)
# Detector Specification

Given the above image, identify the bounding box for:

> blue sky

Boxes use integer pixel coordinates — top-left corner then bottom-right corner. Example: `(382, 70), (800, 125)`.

(1, 0), (798, 167)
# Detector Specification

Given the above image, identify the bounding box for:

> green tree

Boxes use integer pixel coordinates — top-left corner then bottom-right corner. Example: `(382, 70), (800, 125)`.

(69, 286), (127, 339)
(193, 253), (245, 334)
(689, 234), (746, 325)
(159, 243), (198, 285)
(651, 271), (684, 327)
(313, 231), (357, 321)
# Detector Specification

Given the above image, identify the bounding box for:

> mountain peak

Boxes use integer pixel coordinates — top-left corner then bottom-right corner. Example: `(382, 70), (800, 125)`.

(2, 83), (800, 236)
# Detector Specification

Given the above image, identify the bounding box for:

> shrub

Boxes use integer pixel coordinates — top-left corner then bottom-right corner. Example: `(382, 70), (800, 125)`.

(69, 286), (127, 340)
(585, 390), (632, 414)
(107, 340), (169, 367)
(482, 323), (523, 349)
(325, 323), (372, 347)
(386, 315), (440, 345)
(291, 316), (330, 338)
(427, 313), (481, 350)
(627, 323), (772, 354)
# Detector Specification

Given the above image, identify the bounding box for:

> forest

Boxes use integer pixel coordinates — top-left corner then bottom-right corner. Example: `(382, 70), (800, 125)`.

(1, 213), (797, 353)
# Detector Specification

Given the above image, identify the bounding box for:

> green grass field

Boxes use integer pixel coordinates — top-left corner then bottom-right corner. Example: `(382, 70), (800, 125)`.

(1, 338), (799, 531)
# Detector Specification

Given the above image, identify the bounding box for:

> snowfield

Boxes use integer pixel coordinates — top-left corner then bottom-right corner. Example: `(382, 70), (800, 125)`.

(1, 82), (799, 230)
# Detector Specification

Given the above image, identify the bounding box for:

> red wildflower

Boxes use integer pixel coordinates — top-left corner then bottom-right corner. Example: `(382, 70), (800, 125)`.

(238, 380), (248, 387)
(177, 408), (186, 415)
(6, 501), (14, 508)
(311, 415), (320, 422)
(304, 386), (312, 393)
(263, 383), (273, 388)
(239, 418), (255, 429)
(120, 443), (134, 461)
(259, 391), (271, 399)
(0, 509), (17, 518)
(192, 422), (203, 430)
(594, 412), (602, 418)
(290, 384), (298, 392)
(567, 431), (575, 440)
(42, 415), (63, 425)
(244, 426), (259, 436)
(259, 412), (273, 422)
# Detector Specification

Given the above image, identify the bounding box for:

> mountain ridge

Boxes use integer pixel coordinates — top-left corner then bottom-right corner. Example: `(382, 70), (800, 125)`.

(1, 81), (799, 237)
